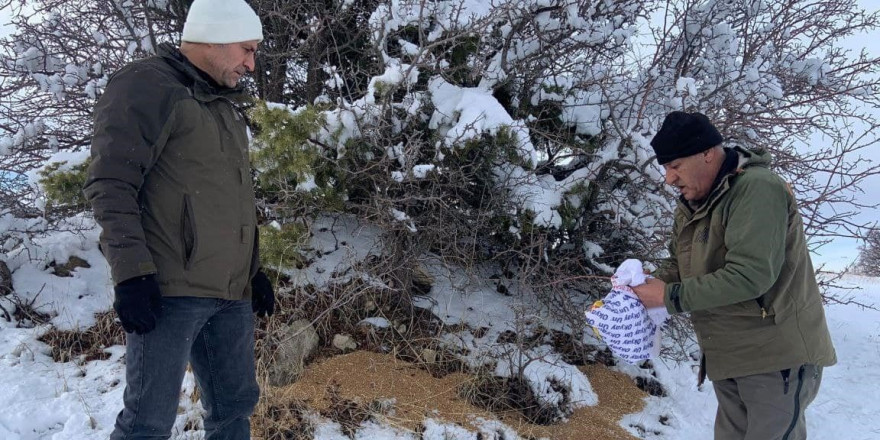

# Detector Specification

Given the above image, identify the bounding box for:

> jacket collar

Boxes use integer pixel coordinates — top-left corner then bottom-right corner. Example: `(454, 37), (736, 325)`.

(157, 43), (248, 103)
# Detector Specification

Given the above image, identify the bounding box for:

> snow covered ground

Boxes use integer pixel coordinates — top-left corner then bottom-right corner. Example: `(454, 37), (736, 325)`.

(1, 220), (878, 439)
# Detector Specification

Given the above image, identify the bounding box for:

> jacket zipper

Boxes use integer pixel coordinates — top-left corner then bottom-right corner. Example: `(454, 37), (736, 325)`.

(756, 295), (768, 319)
(782, 365), (806, 440)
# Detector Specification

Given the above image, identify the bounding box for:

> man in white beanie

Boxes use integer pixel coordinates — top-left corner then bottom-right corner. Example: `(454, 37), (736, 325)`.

(84, 0), (274, 438)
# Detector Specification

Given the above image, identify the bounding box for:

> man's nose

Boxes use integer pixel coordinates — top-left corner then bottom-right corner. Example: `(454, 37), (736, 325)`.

(243, 54), (255, 72)
(664, 171), (676, 186)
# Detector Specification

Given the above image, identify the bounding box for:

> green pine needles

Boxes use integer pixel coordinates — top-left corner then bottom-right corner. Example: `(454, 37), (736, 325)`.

(38, 159), (91, 210)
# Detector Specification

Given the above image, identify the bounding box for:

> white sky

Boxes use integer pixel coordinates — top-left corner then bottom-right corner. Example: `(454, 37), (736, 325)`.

(0, 5), (11, 37)
(809, 0), (880, 270)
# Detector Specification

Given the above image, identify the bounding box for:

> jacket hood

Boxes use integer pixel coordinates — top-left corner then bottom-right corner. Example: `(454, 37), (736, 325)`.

(734, 145), (772, 170)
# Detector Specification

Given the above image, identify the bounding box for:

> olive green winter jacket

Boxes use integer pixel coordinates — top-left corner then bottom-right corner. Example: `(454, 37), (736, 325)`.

(655, 147), (836, 380)
(84, 43), (259, 300)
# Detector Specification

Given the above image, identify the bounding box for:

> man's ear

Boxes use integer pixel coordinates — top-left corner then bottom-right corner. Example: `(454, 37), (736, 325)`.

(705, 146), (720, 162)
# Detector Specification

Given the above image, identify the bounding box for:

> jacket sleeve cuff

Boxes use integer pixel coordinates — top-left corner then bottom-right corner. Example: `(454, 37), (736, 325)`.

(108, 248), (157, 285)
(654, 269), (678, 284)
(664, 282), (685, 314)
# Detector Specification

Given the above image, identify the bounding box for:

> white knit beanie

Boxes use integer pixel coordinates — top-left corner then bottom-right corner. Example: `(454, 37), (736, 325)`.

(181, 0), (263, 44)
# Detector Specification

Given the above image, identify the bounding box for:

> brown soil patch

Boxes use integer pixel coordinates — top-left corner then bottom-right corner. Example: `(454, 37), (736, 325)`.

(277, 351), (646, 439)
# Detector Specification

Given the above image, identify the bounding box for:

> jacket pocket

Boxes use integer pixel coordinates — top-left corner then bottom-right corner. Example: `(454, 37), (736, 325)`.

(711, 299), (771, 318)
(181, 194), (199, 270)
(781, 368), (792, 394)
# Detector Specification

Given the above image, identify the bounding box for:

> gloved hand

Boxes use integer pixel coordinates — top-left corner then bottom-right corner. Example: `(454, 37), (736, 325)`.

(113, 274), (163, 335)
(251, 270), (275, 318)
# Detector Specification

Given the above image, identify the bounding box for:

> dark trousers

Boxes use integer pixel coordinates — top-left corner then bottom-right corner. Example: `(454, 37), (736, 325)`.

(110, 297), (259, 440)
(713, 364), (823, 440)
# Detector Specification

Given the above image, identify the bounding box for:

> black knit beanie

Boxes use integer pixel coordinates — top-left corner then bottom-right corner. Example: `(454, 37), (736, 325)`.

(650, 111), (724, 165)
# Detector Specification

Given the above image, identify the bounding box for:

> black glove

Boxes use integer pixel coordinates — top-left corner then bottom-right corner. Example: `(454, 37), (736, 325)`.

(251, 270), (275, 318)
(113, 274), (162, 335)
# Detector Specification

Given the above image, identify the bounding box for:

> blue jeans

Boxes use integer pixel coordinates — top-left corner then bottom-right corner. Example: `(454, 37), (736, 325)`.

(110, 297), (259, 440)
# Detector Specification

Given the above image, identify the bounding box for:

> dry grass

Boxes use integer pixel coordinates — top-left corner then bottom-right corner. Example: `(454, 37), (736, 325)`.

(251, 391), (315, 440)
(266, 350), (646, 439)
(1, 292), (54, 327)
(39, 311), (124, 362)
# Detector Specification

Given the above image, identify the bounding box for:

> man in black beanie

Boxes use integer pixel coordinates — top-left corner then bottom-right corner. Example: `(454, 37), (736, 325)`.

(648, 111), (727, 202)
(632, 111), (836, 440)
